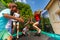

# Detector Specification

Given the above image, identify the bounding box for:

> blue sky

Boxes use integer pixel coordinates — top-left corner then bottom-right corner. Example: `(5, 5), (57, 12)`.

(27, 0), (50, 12)
(18, 0), (50, 12)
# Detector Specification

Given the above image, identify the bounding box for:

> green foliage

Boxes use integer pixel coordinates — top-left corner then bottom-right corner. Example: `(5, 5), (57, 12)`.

(43, 18), (50, 24)
(15, 2), (33, 30)
(41, 16), (51, 31)
(3, 0), (12, 3)
(15, 2), (33, 20)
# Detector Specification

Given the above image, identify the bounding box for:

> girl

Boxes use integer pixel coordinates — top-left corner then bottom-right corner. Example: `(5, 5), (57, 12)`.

(33, 10), (42, 36)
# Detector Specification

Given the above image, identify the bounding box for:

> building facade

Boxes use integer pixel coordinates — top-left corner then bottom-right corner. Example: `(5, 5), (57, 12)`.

(45, 0), (60, 34)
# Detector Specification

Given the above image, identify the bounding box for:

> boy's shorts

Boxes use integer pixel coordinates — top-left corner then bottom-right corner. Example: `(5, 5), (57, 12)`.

(6, 27), (12, 34)
(0, 29), (11, 40)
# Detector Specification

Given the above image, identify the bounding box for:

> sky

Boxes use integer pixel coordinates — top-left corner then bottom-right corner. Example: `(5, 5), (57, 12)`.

(17, 0), (50, 12)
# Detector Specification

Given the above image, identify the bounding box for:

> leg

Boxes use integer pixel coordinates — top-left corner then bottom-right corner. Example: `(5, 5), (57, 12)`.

(17, 22), (19, 38)
(12, 21), (16, 33)
(33, 22), (41, 33)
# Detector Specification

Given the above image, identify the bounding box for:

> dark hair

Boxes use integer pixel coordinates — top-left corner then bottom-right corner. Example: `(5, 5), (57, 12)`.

(10, 11), (14, 16)
(12, 6), (17, 8)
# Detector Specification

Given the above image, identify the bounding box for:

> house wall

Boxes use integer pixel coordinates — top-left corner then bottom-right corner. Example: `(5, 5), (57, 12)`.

(48, 0), (60, 34)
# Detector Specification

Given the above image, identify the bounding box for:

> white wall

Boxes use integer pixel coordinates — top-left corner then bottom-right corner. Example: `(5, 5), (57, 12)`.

(48, 0), (60, 34)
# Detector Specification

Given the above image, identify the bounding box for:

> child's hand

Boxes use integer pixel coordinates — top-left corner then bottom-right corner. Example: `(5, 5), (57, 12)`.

(17, 17), (24, 23)
(19, 18), (24, 22)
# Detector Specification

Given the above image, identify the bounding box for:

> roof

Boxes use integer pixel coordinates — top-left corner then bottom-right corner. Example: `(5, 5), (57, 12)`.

(44, 0), (55, 10)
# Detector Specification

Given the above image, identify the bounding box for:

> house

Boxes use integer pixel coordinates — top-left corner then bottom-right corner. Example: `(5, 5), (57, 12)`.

(44, 0), (60, 34)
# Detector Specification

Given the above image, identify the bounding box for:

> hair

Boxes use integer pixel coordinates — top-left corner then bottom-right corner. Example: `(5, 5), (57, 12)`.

(8, 3), (17, 16)
(34, 11), (38, 13)
(34, 10), (42, 15)
(8, 3), (17, 8)
(34, 11), (38, 16)
(10, 11), (14, 16)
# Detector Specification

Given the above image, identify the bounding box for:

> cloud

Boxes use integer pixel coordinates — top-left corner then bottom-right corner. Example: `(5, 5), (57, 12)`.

(17, 0), (22, 2)
(17, 0), (27, 3)
(22, 0), (27, 3)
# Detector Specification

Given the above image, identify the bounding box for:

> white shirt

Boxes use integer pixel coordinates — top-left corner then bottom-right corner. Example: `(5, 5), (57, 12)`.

(12, 13), (20, 21)
(14, 13), (20, 18)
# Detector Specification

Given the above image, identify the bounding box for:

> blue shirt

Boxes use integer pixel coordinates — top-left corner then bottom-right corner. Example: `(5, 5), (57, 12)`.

(0, 8), (11, 31)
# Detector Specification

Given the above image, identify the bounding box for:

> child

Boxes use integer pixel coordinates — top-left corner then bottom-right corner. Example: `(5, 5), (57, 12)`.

(5, 10), (15, 34)
(0, 3), (24, 40)
(33, 10), (42, 36)
(12, 10), (20, 38)
(22, 25), (30, 36)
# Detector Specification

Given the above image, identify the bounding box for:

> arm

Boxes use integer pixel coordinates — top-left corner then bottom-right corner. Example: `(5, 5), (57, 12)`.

(30, 18), (34, 24)
(24, 21), (29, 26)
(4, 14), (24, 23)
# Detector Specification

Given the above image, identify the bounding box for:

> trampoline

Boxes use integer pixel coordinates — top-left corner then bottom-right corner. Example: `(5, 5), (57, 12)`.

(12, 31), (57, 40)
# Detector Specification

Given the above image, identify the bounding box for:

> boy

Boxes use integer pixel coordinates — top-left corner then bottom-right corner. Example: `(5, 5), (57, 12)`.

(0, 3), (24, 40)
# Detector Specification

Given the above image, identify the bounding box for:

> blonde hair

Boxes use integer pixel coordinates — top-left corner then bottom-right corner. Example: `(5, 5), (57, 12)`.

(8, 3), (17, 8)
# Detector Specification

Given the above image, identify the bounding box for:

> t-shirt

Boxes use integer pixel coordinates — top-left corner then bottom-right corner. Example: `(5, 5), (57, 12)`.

(14, 13), (20, 18)
(34, 14), (40, 21)
(0, 8), (11, 31)
(12, 13), (20, 21)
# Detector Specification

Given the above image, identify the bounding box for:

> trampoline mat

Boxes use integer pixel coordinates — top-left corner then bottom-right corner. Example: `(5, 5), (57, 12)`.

(13, 32), (55, 40)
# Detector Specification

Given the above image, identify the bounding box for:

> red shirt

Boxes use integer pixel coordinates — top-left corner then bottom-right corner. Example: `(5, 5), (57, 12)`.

(34, 14), (40, 21)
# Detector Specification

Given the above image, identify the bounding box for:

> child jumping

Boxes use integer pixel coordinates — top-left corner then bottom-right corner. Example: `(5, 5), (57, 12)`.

(33, 10), (42, 36)
(22, 25), (30, 36)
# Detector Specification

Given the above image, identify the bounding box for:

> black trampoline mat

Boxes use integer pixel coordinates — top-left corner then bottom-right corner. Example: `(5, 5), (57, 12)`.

(13, 32), (55, 40)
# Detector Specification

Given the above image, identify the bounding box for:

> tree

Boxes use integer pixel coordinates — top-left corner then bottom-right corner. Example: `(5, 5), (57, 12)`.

(15, 2), (33, 21)
(3, 0), (12, 3)
(15, 2), (33, 30)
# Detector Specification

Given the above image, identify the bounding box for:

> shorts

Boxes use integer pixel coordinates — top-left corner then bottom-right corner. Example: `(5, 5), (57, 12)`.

(6, 27), (12, 34)
(37, 20), (41, 24)
(0, 29), (11, 40)
(13, 21), (19, 25)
